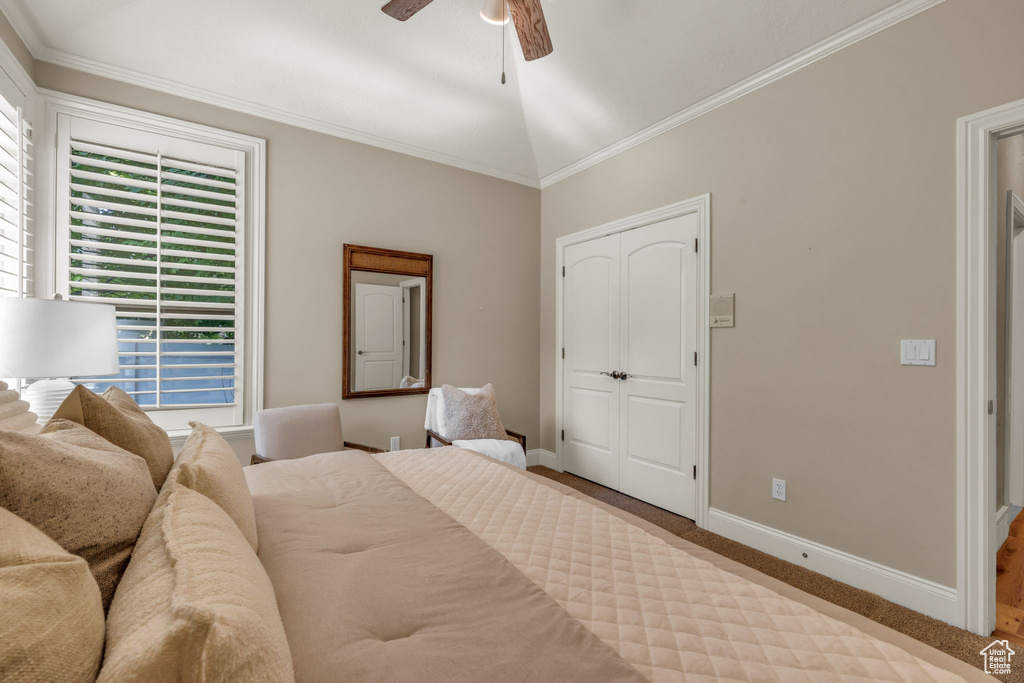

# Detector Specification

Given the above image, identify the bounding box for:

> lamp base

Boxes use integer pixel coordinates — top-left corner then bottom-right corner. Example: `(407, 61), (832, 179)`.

(22, 379), (76, 424)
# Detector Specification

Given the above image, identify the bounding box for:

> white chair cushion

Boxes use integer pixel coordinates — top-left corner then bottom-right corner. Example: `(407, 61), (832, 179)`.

(451, 439), (526, 470)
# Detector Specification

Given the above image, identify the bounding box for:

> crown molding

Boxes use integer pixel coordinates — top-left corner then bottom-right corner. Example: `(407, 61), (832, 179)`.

(41, 49), (542, 188)
(0, 0), (943, 192)
(538, 0), (946, 189)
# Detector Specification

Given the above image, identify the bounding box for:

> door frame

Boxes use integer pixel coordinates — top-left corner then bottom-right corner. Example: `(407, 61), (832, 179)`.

(956, 97), (1024, 635)
(554, 193), (711, 528)
(400, 277), (428, 380)
(1005, 192), (1024, 508)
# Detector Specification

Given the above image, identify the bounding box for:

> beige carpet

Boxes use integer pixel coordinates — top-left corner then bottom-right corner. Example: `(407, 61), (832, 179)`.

(527, 466), (1011, 682)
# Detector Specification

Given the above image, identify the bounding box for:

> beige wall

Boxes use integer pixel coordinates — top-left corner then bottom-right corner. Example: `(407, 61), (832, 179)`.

(540, 0), (1024, 585)
(32, 62), (541, 462)
(0, 11), (32, 81)
(997, 134), (1024, 510)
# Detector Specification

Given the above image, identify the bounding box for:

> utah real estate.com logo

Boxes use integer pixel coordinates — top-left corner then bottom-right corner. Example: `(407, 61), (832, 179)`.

(981, 639), (1015, 676)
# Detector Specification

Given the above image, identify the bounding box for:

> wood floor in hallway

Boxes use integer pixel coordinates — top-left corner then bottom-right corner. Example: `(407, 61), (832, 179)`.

(995, 508), (1024, 647)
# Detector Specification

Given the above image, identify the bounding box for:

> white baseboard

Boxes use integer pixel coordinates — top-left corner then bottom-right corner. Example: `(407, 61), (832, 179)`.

(996, 505), (1012, 556)
(707, 508), (958, 625)
(526, 449), (558, 470)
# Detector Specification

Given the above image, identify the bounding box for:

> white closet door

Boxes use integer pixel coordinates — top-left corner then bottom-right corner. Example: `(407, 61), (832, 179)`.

(354, 284), (404, 391)
(562, 233), (621, 489)
(618, 215), (698, 518)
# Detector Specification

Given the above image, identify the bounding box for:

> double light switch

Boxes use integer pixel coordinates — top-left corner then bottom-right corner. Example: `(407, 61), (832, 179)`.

(901, 340), (936, 366)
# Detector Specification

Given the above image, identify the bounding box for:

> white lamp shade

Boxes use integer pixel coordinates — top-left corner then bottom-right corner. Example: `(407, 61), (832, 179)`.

(0, 298), (119, 378)
(481, 0), (509, 25)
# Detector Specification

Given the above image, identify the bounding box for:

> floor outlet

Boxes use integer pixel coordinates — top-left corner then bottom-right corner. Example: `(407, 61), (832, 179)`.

(772, 478), (787, 501)
(390, 436), (401, 452)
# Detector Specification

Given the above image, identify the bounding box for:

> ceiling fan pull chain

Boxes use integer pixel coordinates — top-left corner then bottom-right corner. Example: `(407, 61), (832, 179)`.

(501, 9), (506, 85)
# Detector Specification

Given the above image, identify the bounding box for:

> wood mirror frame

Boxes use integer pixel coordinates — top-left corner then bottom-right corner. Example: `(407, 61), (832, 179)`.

(342, 244), (433, 399)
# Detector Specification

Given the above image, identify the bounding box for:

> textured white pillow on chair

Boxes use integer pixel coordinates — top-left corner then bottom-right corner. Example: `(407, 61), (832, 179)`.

(425, 387), (483, 440)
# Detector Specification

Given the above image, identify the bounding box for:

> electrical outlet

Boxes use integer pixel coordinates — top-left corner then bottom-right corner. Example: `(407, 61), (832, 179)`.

(772, 478), (787, 501)
(390, 436), (401, 452)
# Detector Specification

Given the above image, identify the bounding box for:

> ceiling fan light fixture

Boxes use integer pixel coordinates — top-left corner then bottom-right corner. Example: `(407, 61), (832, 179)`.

(480, 0), (509, 25)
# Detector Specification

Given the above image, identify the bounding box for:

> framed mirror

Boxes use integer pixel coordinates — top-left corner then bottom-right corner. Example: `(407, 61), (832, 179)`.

(343, 244), (433, 399)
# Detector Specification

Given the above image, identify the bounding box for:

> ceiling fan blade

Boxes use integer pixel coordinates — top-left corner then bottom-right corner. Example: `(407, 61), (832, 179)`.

(381, 0), (435, 21)
(507, 0), (553, 61)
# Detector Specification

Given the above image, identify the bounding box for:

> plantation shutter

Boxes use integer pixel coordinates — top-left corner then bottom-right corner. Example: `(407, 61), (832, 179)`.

(56, 115), (245, 430)
(0, 71), (31, 300)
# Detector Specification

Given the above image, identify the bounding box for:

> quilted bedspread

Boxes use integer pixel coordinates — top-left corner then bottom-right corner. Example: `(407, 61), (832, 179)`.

(377, 448), (991, 683)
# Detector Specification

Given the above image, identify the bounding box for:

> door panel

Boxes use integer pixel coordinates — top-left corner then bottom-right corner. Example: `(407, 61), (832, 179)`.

(354, 284), (404, 391)
(626, 396), (684, 468)
(618, 215), (698, 518)
(562, 234), (620, 488)
(626, 244), (684, 380)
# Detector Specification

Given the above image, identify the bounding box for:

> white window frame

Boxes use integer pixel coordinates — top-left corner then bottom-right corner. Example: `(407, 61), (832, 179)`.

(0, 37), (35, 395)
(37, 92), (266, 440)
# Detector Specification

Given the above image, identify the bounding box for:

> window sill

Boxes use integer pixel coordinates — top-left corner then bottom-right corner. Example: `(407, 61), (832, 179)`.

(166, 425), (254, 448)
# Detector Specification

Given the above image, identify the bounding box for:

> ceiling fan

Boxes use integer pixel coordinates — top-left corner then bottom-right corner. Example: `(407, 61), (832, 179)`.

(381, 0), (553, 62)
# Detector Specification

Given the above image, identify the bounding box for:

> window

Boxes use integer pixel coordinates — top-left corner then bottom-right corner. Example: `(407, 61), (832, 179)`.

(0, 68), (32, 301)
(52, 104), (264, 432)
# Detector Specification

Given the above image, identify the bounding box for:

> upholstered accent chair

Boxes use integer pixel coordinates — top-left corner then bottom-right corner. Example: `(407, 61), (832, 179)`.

(252, 404), (344, 465)
(424, 386), (526, 469)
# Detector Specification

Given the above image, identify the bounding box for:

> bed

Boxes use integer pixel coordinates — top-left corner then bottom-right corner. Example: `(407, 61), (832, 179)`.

(245, 446), (993, 682)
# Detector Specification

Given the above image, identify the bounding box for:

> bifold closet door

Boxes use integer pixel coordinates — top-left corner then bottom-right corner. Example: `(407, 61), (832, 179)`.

(562, 233), (621, 489)
(617, 215), (698, 518)
(562, 214), (699, 519)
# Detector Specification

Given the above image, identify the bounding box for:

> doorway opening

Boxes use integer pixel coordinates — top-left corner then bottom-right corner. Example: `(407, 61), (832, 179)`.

(995, 135), (1024, 643)
(956, 96), (1024, 636)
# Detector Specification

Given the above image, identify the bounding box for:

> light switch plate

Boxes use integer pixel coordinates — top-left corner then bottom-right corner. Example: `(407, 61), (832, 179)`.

(901, 340), (936, 366)
(710, 294), (735, 328)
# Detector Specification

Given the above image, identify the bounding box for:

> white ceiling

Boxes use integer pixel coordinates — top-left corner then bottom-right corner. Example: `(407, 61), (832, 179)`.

(3, 0), (904, 185)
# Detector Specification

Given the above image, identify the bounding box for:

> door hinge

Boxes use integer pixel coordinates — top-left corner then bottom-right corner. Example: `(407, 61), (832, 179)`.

(695, 238), (699, 253)
(562, 347), (565, 359)
(989, 400), (995, 415)
(694, 352), (698, 366)
(561, 429), (565, 441)
(693, 465), (696, 480)
(562, 266), (566, 277)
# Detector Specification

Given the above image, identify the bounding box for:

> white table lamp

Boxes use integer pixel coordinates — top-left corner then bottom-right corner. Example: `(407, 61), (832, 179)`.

(0, 297), (120, 422)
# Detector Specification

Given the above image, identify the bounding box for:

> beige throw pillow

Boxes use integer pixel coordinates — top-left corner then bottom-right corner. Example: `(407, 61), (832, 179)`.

(99, 485), (294, 683)
(441, 384), (516, 442)
(52, 385), (174, 490)
(0, 507), (105, 683)
(166, 422), (258, 551)
(0, 420), (158, 611)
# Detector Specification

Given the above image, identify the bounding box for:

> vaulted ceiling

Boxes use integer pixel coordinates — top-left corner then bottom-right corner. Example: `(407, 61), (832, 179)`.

(2, 0), (903, 185)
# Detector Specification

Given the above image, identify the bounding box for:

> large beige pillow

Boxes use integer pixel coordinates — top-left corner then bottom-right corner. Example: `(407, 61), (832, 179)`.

(52, 385), (174, 489)
(441, 383), (517, 442)
(99, 485), (294, 683)
(166, 421), (258, 551)
(0, 507), (105, 683)
(0, 420), (157, 610)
